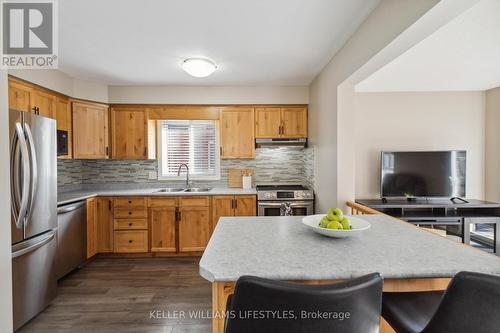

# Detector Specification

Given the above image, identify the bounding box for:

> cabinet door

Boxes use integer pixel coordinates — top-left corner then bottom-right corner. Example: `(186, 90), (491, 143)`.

(212, 196), (235, 231)
(255, 107), (281, 138)
(32, 89), (56, 119)
(235, 195), (257, 216)
(56, 97), (72, 159)
(178, 206), (210, 252)
(8, 79), (32, 112)
(96, 197), (114, 253)
(220, 107), (255, 159)
(72, 102), (109, 159)
(86, 198), (97, 259)
(150, 207), (177, 253)
(111, 107), (148, 159)
(281, 107), (307, 138)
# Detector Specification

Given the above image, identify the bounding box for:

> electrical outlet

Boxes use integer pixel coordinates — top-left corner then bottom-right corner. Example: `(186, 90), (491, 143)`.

(148, 171), (157, 180)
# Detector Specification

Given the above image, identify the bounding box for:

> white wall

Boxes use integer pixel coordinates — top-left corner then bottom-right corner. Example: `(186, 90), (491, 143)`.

(355, 91), (485, 199)
(485, 87), (500, 202)
(0, 70), (14, 332)
(8, 69), (109, 103)
(309, 0), (441, 212)
(108, 85), (309, 104)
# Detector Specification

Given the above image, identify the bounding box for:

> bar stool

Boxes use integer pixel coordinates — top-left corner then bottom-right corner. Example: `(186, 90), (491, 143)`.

(382, 271), (500, 333)
(224, 273), (383, 333)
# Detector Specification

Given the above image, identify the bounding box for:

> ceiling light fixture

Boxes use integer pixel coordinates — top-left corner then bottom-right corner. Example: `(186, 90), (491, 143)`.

(182, 58), (217, 78)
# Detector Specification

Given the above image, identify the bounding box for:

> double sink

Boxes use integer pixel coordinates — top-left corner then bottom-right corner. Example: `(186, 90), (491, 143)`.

(155, 187), (211, 193)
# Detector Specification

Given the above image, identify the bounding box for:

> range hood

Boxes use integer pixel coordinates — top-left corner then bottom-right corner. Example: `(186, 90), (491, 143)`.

(255, 138), (307, 148)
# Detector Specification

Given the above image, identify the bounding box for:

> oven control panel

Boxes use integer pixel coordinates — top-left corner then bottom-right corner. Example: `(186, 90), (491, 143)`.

(257, 190), (314, 201)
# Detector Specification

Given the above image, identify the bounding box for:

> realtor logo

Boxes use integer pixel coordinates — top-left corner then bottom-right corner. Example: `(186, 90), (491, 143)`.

(2, 0), (58, 68)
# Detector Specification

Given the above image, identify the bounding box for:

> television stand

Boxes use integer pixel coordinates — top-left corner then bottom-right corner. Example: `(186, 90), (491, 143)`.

(355, 198), (500, 256)
(451, 197), (469, 204)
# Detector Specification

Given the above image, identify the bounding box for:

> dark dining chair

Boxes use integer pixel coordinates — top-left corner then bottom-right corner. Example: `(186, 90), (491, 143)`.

(382, 271), (500, 333)
(224, 273), (383, 333)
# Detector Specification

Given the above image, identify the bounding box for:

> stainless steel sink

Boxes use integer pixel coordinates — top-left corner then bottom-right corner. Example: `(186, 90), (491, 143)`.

(154, 187), (211, 193)
(155, 188), (186, 193)
(184, 187), (211, 192)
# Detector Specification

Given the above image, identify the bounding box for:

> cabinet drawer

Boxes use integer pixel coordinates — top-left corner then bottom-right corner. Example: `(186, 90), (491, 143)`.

(179, 196), (209, 207)
(148, 197), (177, 208)
(114, 219), (148, 230)
(114, 197), (147, 209)
(114, 231), (148, 253)
(114, 208), (147, 218)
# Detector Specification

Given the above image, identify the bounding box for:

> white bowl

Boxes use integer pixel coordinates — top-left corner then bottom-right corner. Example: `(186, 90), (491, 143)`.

(302, 214), (371, 238)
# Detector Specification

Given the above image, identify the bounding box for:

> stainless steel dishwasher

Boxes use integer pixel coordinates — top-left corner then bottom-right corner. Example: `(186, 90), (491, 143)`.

(56, 200), (86, 279)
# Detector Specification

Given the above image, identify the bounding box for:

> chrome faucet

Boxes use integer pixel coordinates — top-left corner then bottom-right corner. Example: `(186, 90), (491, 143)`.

(177, 163), (191, 189)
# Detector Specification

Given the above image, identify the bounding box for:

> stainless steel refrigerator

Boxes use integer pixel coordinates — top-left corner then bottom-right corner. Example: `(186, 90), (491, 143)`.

(10, 109), (57, 331)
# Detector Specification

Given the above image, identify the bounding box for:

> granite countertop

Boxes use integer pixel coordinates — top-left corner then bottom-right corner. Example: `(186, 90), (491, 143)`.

(58, 187), (257, 205)
(199, 214), (500, 282)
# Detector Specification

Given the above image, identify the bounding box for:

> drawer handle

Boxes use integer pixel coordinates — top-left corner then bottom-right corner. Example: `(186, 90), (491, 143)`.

(128, 212), (132, 215)
(129, 223), (133, 226)
(128, 200), (132, 204)
(128, 240), (133, 243)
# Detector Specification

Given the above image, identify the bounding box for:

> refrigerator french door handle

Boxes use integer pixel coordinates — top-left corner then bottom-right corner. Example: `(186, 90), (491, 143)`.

(13, 123), (31, 230)
(24, 123), (38, 221)
(11, 230), (56, 259)
(10, 124), (21, 222)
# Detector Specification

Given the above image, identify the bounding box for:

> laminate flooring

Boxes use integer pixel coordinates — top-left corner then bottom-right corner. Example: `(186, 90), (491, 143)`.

(18, 257), (212, 333)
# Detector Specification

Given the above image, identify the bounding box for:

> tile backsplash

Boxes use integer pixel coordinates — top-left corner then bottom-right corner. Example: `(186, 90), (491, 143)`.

(58, 147), (315, 189)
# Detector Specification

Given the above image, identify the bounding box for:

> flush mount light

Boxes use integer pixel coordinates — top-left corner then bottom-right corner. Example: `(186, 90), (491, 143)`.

(182, 58), (217, 78)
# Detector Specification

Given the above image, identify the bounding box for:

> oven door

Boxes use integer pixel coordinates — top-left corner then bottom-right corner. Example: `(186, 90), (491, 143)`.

(258, 201), (314, 216)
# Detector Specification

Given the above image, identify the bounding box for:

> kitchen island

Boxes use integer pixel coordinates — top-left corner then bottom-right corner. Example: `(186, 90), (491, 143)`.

(200, 214), (500, 333)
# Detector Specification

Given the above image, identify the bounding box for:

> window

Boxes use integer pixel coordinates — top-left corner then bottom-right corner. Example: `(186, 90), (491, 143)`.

(158, 120), (220, 180)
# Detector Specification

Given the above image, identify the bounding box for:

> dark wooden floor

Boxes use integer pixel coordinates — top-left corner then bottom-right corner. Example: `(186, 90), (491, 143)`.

(19, 257), (212, 333)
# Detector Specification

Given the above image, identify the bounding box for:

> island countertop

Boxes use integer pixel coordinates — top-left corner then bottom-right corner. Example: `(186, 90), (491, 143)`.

(199, 215), (500, 282)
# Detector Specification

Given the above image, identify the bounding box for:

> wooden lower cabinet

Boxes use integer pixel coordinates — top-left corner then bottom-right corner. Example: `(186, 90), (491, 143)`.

(96, 197), (114, 253)
(114, 230), (148, 253)
(86, 198), (97, 259)
(178, 206), (211, 252)
(212, 195), (257, 230)
(150, 207), (177, 252)
(235, 196), (257, 216)
(89, 195), (255, 256)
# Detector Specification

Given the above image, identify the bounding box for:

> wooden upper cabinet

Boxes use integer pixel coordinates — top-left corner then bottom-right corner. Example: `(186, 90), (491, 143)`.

(150, 206), (177, 253)
(56, 97), (72, 159)
(255, 108), (281, 138)
(220, 107), (255, 159)
(72, 101), (110, 159)
(255, 106), (308, 139)
(110, 107), (149, 159)
(281, 107), (307, 138)
(32, 88), (56, 119)
(8, 79), (32, 112)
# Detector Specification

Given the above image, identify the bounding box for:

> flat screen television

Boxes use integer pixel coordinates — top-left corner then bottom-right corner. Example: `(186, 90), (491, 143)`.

(380, 151), (466, 198)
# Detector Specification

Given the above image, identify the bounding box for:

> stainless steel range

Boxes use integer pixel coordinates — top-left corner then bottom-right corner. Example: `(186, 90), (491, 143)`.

(257, 185), (314, 216)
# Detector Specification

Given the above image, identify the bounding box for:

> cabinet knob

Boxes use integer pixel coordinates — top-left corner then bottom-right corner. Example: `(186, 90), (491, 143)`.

(128, 212), (132, 215)
(128, 200), (132, 204)
(128, 240), (133, 243)
(128, 223), (133, 226)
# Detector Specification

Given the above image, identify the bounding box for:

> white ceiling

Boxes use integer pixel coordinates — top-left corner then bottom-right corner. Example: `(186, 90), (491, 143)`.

(58, 0), (379, 86)
(356, 0), (500, 92)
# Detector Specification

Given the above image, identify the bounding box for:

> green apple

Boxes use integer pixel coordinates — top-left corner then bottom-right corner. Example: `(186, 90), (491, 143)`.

(319, 217), (330, 228)
(340, 217), (350, 230)
(327, 208), (343, 221)
(327, 221), (343, 230)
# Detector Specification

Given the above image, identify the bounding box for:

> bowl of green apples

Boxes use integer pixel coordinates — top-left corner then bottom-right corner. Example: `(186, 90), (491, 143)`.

(301, 208), (370, 238)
